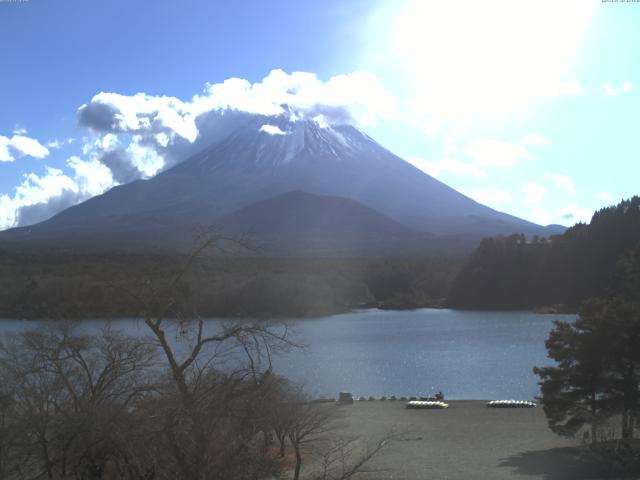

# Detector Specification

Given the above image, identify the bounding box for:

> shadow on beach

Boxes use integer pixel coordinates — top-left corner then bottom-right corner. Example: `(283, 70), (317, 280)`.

(498, 446), (632, 480)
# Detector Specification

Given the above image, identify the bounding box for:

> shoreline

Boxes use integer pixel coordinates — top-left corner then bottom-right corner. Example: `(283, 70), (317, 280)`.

(0, 305), (578, 322)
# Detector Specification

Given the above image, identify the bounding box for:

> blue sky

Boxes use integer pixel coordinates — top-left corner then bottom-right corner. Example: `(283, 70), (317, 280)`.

(1, 0), (638, 230)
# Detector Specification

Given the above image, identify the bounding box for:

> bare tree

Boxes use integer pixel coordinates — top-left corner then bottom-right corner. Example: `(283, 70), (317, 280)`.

(0, 232), (401, 480)
(263, 375), (296, 458)
(287, 400), (337, 480)
(0, 322), (158, 480)
(281, 391), (402, 480)
(113, 233), (297, 479)
(312, 432), (403, 480)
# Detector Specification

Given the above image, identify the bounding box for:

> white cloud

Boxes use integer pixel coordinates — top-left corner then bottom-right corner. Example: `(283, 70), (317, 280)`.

(0, 197), (15, 230)
(442, 137), (458, 154)
(0, 168), (78, 229)
(464, 139), (532, 167)
(531, 206), (553, 225)
(14, 168), (77, 206)
(556, 203), (592, 224)
(66, 157), (114, 197)
(0, 134), (50, 162)
(46, 139), (64, 149)
(259, 124), (287, 135)
(599, 83), (619, 97)
(401, 115), (444, 139)
(126, 137), (164, 178)
(0, 70), (402, 229)
(520, 134), (551, 147)
(528, 204), (592, 227)
(596, 191), (613, 202)
(95, 133), (120, 152)
(550, 81), (586, 97)
(466, 188), (513, 205)
(464, 132), (551, 168)
(46, 138), (75, 150)
(191, 69), (399, 126)
(0, 157), (116, 230)
(78, 92), (199, 142)
(546, 172), (576, 195)
(522, 182), (546, 205)
(79, 133), (161, 184)
(597, 82), (635, 97)
(74, 69), (400, 187)
(406, 155), (487, 180)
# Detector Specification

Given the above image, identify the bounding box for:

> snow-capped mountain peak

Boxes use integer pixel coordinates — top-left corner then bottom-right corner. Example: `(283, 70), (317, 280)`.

(1, 110), (562, 253)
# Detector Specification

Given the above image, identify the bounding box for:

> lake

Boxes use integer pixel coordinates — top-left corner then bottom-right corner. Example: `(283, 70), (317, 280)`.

(0, 309), (574, 400)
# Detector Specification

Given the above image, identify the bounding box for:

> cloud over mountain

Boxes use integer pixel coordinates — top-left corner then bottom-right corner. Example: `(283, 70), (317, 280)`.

(78, 92), (198, 142)
(78, 70), (397, 157)
(0, 157), (112, 229)
(0, 70), (400, 230)
(189, 70), (399, 126)
(0, 65), (610, 231)
(75, 69), (399, 188)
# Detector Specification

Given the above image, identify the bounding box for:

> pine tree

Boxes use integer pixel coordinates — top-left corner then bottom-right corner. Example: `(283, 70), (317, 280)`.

(534, 305), (611, 444)
(535, 252), (640, 444)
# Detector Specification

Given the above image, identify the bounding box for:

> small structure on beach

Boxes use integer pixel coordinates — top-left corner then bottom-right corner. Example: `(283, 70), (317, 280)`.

(338, 392), (354, 405)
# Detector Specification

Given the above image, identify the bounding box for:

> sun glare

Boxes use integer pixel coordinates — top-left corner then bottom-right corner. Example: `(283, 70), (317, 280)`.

(393, 0), (596, 122)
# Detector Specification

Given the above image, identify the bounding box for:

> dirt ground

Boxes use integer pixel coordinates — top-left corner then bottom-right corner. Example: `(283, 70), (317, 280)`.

(323, 400), (606, 480)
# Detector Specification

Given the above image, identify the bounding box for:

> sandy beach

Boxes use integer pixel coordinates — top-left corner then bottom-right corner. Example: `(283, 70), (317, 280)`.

(324, 400), (601, 480)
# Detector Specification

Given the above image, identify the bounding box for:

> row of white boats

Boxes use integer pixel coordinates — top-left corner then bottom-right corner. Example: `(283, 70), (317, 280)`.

(486, 400), (537, 408)
(338, 394), (537, 409)
(406, 401), (449, 409)
(405, 400), (537, 409)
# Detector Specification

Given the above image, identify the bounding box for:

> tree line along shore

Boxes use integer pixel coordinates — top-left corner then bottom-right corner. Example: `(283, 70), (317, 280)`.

(2, 197), (638, 320)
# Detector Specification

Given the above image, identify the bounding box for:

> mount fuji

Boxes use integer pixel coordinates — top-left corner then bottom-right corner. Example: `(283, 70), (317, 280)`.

(0, 114), (563, 255)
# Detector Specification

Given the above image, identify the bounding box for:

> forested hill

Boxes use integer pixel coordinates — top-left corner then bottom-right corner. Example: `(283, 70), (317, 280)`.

(449, 196), (640, 311)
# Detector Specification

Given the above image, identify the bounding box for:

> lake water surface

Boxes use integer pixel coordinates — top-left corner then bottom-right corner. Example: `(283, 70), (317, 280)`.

(0, 309), (575, 400)
(272, 309), (574, 400)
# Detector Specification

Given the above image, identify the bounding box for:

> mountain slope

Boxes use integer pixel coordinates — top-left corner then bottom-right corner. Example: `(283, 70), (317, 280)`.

(0, 191), (461, 256)
(0, 114), (563, 254)
(216, 190), (424, 256)
(219, 190), (416, 238)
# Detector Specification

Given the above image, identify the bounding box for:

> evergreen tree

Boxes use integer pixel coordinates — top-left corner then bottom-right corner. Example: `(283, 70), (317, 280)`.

(534, 304), (611, 444)
(535, 253), (640, 443)
(450, 196), (640, 310)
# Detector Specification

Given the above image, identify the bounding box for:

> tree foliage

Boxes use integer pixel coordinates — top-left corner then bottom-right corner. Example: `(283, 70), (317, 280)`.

(0, 253), (461, 319)
(450, 196), (640, 310)
(535, 250), (640, 444)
